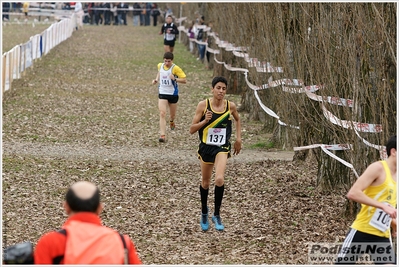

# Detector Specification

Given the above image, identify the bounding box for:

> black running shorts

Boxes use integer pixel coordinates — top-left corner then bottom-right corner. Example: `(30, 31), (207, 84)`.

(164, 40), (175, 47)
(197, 142), (231, 164)
(158, 94), (178, 103)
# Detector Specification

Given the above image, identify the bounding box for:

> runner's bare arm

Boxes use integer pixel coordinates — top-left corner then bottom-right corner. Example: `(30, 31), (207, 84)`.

(230, 102), (242, 155)
(152, 72), (160, 85)
(175, 77), (187, 84)
(346, 161), (397, 218)
(189, 101), (209, 134)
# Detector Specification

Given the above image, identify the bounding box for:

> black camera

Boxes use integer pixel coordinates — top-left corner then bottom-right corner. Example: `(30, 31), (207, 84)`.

(3, 242), (34, 264)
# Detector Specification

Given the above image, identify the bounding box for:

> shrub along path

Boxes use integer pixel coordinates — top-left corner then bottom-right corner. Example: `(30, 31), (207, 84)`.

(3, 25), (350, 264)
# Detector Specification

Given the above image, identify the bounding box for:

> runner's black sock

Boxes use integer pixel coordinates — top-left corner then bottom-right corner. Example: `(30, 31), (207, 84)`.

(200, 185), (209, 214)
(214, 184), (224, 216)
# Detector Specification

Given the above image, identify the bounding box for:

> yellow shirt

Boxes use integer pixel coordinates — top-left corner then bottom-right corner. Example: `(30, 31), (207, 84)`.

(351, 161), (397, 237)
(157, 63), (186, 78)
(23, 2), (29, 13)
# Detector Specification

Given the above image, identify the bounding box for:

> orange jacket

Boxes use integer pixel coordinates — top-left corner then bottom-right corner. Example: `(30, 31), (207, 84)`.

(34, 212), (142, 264)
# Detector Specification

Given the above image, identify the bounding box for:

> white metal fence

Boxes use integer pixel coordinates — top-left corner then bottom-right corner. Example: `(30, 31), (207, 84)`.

(2, 13), (76, 96)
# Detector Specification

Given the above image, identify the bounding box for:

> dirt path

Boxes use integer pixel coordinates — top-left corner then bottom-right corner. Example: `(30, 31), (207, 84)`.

(3, 140), (294, 163)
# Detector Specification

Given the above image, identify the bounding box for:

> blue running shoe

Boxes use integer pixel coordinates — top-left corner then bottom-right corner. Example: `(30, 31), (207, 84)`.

(200, 210), (209, 231)
(212, 215), (224, 231)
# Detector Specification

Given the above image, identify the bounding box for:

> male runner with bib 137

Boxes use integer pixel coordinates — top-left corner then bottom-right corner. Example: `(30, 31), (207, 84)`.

(335, 135), (396, 264)
(189, 76), (242, 231)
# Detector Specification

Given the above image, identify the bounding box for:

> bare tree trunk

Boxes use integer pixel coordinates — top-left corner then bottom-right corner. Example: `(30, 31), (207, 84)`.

(179, 3), (396, 194)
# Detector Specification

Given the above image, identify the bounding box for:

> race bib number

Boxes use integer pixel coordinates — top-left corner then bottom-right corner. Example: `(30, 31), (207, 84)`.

(206, 128), (226, 146)
(166, 33), (175, 41)
(160, 78), (171, 86)
(369, 205), (392, 232)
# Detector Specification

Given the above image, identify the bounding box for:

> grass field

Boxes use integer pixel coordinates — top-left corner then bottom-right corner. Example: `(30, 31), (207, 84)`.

(3, 21), (52, 53)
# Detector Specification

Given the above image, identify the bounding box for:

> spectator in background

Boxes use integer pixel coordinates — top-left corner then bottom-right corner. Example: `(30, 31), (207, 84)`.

(132, 2), (140, 26)
(103, 2), (111, 25)
(63, 3), (71, 10)
(12, 2), (18, 13)
(196, 16), (206, 63)
(2, 2), (10, 21)
(151, 3), (160, 27)
(111, 2), (118, 25)
(94, 2), (103, 25)
(34, 181), (142, 264)
(188, 21), (195, 54)
(87, 3), (94, 25)
(23, 2), (29, 20)
(145, 2), (151, 26)
(74, 2), (84, 30)
(120, 2), (128, 25)
(82, 3), (90, 24)
(139, 3), (146, 26)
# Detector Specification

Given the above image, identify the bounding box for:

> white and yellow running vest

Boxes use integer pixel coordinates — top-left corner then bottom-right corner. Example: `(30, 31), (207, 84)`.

(158, 63), (178, 95)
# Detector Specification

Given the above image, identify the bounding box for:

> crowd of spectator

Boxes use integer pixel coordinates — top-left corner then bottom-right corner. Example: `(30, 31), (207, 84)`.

(81, 2), (163, 26)
(185, 12), (215, 68)
(2, 2), (165, 26)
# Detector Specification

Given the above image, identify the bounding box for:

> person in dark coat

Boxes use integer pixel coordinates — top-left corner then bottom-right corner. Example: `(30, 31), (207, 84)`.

(151, 3), (160, 27)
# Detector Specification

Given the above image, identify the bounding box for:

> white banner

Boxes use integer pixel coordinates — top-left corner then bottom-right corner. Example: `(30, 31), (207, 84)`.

(303, 89), (354, 107)
(206, 47), (220, 54)
(12, 46), (20, 79)
(25, 41), (32, 69)
(20, 44), (25, 73)
(322, 105), (383, 133)
(294, 144), (360, 178)
(254, 89), (300, 129)
(223, 63), (248, 73)
(31, 35), (39, 60)
(232, 50), (247, 58)
(5, 52), (10, 91)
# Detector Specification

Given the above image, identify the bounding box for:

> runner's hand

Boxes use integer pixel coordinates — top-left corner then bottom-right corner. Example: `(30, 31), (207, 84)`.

(383, 205), (397, 219)
(233, 139), (242, 155)
(204, 111), (212, 122)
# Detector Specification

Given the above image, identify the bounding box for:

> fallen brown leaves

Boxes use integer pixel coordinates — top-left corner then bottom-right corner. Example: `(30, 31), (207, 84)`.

(3, 24), (353, 264)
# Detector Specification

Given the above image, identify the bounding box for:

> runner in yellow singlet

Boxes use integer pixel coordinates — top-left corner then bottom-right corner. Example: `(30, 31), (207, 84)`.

(335, 135), (396, 264)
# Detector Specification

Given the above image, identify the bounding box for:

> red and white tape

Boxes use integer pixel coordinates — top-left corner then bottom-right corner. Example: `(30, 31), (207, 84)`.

(181, 23), (387, 167)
